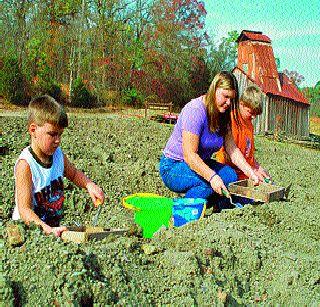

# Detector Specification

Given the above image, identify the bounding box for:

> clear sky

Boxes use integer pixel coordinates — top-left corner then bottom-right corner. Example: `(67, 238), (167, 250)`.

(203, 0), (320, 87)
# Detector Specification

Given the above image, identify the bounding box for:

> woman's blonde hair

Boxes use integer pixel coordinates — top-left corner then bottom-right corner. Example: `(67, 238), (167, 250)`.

(204, 71), (239, 135)
(28, 95), (68, 128)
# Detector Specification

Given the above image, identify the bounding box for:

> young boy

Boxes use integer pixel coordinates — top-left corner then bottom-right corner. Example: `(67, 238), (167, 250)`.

(216, 85), (270, 181)
(12, 95), (104, 237)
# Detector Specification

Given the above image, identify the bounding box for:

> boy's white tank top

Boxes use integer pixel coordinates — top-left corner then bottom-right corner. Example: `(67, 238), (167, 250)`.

(12, 146), (65, 224)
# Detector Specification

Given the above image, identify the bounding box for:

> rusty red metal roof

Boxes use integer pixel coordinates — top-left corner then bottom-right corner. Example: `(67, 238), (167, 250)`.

(237, 30), (271, 43)
(234, 67), (309, 105)
(278, 73), (309, 104)
(257, 77), (279, 96)
(235, 29), (309, 105)
(253, 44), (278, 76)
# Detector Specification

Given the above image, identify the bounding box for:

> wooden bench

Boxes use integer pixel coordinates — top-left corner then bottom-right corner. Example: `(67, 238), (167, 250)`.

(144, 96), (173, 122)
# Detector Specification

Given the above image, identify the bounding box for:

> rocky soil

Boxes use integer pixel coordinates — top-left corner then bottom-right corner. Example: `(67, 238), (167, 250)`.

(1, 114), (319, 305)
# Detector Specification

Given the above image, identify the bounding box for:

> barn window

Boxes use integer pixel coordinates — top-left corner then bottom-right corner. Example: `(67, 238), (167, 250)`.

(243, 63), (248, 73)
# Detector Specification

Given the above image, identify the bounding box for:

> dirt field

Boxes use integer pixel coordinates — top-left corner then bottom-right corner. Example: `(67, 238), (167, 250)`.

(1, 112), (319, 305)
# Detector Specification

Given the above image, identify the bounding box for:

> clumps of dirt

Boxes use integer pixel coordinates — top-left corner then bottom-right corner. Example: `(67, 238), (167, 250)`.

(1, 115), (320, 305)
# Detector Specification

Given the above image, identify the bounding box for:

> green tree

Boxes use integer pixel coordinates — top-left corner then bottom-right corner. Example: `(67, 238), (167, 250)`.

(0, 56), (28, 105)
(304, 81), (320, 117)
(189, 56), (211, 96)
(207, 30), (239, 77)
(137, 0), (208, 107)
(71, 77), (97, 108)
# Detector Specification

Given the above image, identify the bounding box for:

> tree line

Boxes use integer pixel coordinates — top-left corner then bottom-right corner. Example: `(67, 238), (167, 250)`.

(0, 0), (239, 109)
(2, 0), (316, 116)
(303, 82), (320, 117)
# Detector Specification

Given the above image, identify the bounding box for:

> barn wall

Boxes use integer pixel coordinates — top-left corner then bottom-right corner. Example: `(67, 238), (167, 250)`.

(268, 96), (310, 138)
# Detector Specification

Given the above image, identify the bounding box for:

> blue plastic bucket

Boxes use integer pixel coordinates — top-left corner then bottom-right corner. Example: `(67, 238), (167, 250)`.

(172, 198), (206, 227)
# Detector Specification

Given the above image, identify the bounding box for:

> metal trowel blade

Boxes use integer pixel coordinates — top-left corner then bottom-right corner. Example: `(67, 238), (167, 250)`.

(92, 205), (103, 227)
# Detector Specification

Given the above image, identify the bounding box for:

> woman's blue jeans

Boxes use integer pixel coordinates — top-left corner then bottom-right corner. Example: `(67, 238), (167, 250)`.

(159, 155), (238, 200)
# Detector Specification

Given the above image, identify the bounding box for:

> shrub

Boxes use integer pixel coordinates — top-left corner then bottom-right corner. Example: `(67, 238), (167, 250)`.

(311, 104), (320, 118)
(41, 79), (67, 105)
(100, 90), (120, 107)
(304, 82), (320, 118)
(121, 87), (144, 108)
(0, 56), (28, 105)
(70, 77), (97, 108)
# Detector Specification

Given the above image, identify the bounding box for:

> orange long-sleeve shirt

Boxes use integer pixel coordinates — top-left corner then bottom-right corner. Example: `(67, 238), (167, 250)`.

(216, 112), (256, 180)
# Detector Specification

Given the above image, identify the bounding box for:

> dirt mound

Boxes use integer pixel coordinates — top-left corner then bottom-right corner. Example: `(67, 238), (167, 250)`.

(1, 114), (319, 305)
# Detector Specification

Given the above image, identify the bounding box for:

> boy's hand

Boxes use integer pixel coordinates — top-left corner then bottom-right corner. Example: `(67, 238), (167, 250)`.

(254, 167), (271, 182)
(248, 170), (260, 185)
(86, 181), (105, 207)
(43, 225), (67, 237)
(51, 226), (68, 237)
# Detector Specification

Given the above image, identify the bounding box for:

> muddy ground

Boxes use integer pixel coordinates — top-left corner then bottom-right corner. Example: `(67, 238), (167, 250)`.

(1, 113), (319, 305)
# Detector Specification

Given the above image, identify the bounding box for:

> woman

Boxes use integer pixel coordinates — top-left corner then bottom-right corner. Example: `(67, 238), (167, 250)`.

(159, 71), (260, 205)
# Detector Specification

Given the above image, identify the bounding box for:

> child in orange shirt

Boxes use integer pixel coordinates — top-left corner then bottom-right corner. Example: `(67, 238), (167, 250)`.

(216, 85), (271, 181)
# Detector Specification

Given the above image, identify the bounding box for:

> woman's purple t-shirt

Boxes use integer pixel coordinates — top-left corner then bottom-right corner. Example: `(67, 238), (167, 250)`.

(163, 96), (224, 161)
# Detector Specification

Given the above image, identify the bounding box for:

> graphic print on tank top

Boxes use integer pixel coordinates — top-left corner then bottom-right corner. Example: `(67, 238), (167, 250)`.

(34, 176), (65, 225)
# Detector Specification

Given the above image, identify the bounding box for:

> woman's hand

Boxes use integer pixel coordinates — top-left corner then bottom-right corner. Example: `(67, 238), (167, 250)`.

(87, 181), (105, 207)
(210, 174), (228, 195)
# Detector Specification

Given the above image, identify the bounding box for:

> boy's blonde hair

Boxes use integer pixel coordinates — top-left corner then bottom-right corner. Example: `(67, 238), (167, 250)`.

(240, 85), (263, 115)
(28, 95), (68, 127)
(205, 71), (239, 135)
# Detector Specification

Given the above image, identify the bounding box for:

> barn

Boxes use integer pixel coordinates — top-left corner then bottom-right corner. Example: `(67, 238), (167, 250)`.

(233, 30), (310, 139)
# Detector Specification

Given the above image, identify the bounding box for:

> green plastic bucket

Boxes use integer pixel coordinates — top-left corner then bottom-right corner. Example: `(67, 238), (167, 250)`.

(123, 194), (173, 238)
